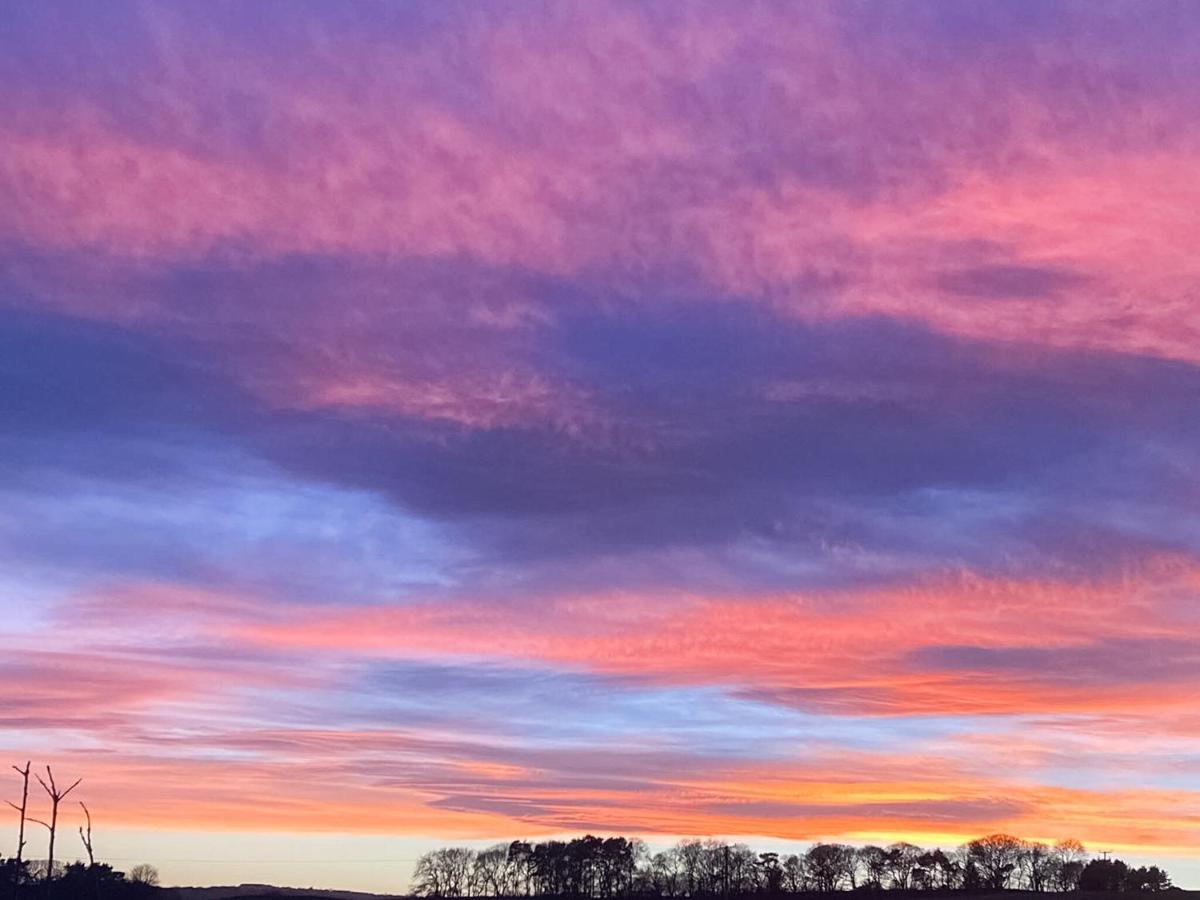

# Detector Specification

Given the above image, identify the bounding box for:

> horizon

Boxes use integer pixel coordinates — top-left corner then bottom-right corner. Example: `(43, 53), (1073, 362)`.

(6, 828), (1190, 894)
(3, 0), (1199, 895)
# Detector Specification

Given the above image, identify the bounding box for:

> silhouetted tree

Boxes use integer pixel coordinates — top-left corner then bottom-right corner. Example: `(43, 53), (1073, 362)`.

(6, 762), (31, 889)
(1125, 865), (1172, 892)
(409, 833), (1172, 897)
(78, 803), (95, 868)
(473, 845), (512, 897)
(1, 856), (32, 900)
(1080, 858), (1129, 892)
(677, 840), (704, 896)
(1019, 841), (1055, 892)
(965, 834), (1023, 890)
(1056, 859), (1085, 893)
(886, 843), (923, 890)
(126, 864), (158, 888)
(1075, 857), (1172, 894)
(532, 841), (567, 896)
(780, 855), (805, 893)
(49, 862), (129, 900)
(1051, 840), (1088, 892)
(508, 841), (534, 897)
(701, 840), (729, 895)
(857, 846), (887, 890)
(805, 845), (856, 892)
(646, 848), (682, 896)
(627, 839), (650, 895)
(1055, 839), (1088, 866)
(725, 844), (758, 895)
(757, 853), (781, 894)
(30, 767), (81, 885)
(959, 854), (982, 892)
(915, 849), (958, 890)
(600, 837), (635, 897)
(425, 848), (475, 897)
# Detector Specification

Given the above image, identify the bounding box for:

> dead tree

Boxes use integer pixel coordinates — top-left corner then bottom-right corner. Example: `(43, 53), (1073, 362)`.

(79, 802), (102, 900)
(26, 817), (51, 881)
(6, 762), (31, 876)
(31, 767), (81, 883)
(79, 802), (95, 866)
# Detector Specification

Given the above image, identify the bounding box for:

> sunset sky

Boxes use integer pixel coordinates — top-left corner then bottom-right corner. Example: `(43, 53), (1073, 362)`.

(2, 1), (1199, 893)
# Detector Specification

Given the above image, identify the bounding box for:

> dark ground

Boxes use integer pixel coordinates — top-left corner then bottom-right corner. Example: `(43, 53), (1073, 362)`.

(165, 892), (1197, 900)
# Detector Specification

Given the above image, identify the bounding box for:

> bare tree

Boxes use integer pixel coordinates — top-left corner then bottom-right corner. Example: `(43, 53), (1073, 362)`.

(646, 848), (683, 896)
(965, 834), (1023, 891)
(78, 802), (95, 866)
(857, 846), (888, 889)
(31, 767), (81, 883)
(507, 841), (534, 897)
(805, 844), (857, 892)
(472, 844), (512, 896)
(413, 848), (475, 897)
(781, 854), (806, 893)
(128, 864), (160, 886)
(677, 840), (704, 895)
(6, 763), (32, 879)
(24, 816), (53, 882)
(1052, 839), (1088, 891)
(409, 832), (1169, 898)
(1019, 841), (1055, 892)
(1055, 838), (1088, 865)
(886, 843), (924, 889)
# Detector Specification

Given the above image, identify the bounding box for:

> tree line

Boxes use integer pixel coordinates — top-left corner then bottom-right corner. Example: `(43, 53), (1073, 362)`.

(4, 762), (161, 899)
(412, 835), (1176, 897)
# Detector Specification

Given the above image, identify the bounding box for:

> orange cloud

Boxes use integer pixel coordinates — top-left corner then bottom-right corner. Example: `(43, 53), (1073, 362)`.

(228, 564), (1200, 717)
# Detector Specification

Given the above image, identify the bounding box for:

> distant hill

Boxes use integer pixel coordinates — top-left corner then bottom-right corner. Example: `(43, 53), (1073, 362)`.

(165, 892), (1197, 900)
(168, 886), (406, 900)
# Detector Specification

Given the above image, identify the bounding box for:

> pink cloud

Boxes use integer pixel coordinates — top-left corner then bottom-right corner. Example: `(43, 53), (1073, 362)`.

(4, 2), (1200, 866)
(213, 561), (1200, 717)
(3, 2), (1198, 393)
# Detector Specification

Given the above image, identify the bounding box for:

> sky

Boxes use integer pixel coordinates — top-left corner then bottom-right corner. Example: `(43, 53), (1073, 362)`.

(2, 0), (1200, 893)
